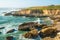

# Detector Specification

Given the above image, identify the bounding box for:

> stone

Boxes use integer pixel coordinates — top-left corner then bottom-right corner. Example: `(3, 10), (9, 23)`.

(0, 27), (5, 29)
(6, 36), (14, 40)
(23, 29), (38, 38)
(39, 27), (57, 37)
(18, 22), (47, 31)
(18, 22), (38, 31)
(7, 29), (16, 33)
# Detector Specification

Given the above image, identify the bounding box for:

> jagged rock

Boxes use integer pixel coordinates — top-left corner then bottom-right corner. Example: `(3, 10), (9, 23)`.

(23, 29), (38, 38)
(18, 22), (47, 31)
(18, 22), (38, 31)
(7, 29), (16, 33)
(0, 32), (2, 34)
(39, 27), (57, 38)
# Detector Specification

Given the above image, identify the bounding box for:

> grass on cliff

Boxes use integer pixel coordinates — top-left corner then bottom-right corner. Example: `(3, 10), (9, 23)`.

(26, 5), (60, 10)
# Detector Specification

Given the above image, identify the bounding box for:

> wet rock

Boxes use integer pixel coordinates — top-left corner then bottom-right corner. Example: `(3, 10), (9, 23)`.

(39, 27), (57, 38)
(7, 29), (16, 33)
(18, 22), (38, 31)
(0, 27), (5, 29)
(23, 29), (38, 38)
(6, 36), (15, 40)
(18, 22), (47, 31)
(0, 32), (2, 34)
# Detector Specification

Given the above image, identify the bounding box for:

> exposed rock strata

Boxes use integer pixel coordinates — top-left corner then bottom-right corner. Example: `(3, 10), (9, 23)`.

(4, 8), (60, 17)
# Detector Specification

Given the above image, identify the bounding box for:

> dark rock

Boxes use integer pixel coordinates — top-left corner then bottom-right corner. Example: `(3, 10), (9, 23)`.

(0, 32), (2, 34)
(23, 29), (38, 38)
(18, 22), (47, 31)
(39, 27), (57, 38)
(0, 27), (5, 29)
(18, 22), (38, 31)
(6, 36), (16, 40)
(7, 29), (16, 33)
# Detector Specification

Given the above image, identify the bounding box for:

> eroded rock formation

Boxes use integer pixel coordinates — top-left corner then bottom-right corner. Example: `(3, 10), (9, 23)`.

(23, 29), (38, 38)
(39, 27), (57, 38)
(18, 22), (48, 31)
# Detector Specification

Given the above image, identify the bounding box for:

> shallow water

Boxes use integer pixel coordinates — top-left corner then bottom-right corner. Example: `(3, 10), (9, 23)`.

(0, 8), (52, 40)
(0, 16), (41, 40)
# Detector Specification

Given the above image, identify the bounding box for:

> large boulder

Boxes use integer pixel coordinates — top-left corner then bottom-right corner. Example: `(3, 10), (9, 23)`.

(39, 27), (57, 37)
(23, 29), (38, 38)
(18, 22), (47, 31)
(18, 22), (38, 31)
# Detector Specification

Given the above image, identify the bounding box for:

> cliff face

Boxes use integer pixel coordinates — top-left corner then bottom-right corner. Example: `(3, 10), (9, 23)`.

(43, 9), (60, 15)
(16, 9), (60, 16)
(5, 5), (60, 16)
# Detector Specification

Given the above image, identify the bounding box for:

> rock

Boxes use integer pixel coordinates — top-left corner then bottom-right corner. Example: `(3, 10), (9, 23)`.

(23, 29), (38, 38)
(4, 12), (12, 16)
(18, 22), (47, 31)
(7, 29), (16, 33)
(18, 22), (38, 31)
(6, 36), (14, 40)
(39, 27), (57, 38)
(42, 26), (48, 29)
(0, 27), (5, 29)
(0, 31), (2, 34)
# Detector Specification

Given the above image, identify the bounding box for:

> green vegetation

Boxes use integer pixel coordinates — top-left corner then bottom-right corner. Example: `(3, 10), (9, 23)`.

(26, 5), (60, 10)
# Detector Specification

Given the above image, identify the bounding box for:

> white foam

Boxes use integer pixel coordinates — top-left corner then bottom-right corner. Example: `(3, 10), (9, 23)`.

(57, 32), (60, 34)
(34, 18), (40, 24)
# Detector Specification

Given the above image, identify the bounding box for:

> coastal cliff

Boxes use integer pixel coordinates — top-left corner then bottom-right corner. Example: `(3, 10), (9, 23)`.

(5, 5), (60, 16)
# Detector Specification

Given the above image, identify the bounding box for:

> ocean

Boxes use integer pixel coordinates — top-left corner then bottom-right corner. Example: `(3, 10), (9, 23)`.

(0, 8), (42, 40)
(0, 8), (52, 40)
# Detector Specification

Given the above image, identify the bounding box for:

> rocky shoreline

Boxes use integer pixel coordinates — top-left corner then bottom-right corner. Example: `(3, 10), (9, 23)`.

(4, 5), (60, 40)
(5, 20), (60, 40)
(20, 22), (60, 40)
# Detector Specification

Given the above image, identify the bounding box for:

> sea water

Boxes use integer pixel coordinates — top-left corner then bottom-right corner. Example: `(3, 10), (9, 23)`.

(0, 8), (52, 40)
(0, 8), (41, 40)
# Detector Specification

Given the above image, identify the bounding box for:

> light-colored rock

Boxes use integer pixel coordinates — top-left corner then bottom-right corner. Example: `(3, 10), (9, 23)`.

(39, 27), (57, 37)
(23, 29), (38, 38)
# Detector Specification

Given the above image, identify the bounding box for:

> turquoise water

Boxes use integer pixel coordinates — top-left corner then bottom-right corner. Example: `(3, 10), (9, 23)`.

(0, 16), (39, 40)
(0, 8), (39, 40)
(0, 8), (53, 40)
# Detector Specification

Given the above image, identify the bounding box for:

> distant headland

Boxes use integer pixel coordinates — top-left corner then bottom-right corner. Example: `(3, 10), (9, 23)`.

(4, 5), (60, 17)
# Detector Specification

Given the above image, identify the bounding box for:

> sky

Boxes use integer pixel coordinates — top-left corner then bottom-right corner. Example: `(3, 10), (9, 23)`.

(0, 0), (60, 8)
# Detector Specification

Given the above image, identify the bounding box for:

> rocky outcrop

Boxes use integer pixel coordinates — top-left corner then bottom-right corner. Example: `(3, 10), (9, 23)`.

(7, 29), (16, 33)
(19, 9), (60, 16)
(0, 27), (5, 29)
(18, 22), (47, 31)
(39, 27), (57, 38)
(4, 9), (60, 17)
(4, 5), (60, 17)
(18, 22), (38, 31)
(23, 29), (38, 38)
(23, 26), (57, 38)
